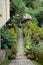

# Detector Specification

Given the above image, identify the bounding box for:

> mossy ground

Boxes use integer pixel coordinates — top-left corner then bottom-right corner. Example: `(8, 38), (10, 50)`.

(0, 57), (11, 65)
(31, 60), (42, 65)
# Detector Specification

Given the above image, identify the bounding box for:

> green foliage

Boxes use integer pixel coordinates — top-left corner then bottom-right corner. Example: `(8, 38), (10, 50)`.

(33, 50), (43, 64)
(1, 23), (18, 49)
(8, 44), (17, 59)
(24, 38), (33, 50)
(23, 22), (43, 59)
(33, 41), (43, 52)
(23, 22), (43, 42)
(10, 0), (43, 27)
(1, 0), (43, 63)
(32, 60), (42, 65)
(8, 28), (17, 42)
(24, 36), (34, 60)
(32, 0), (41, 9)
(23, 0), (41, 9)
(0, 56), (11, 65)
(23, 28), (29, 37)
(27, 54), (34, 60)
(10, 0), (25, 17)
(12, 43), (17, 54)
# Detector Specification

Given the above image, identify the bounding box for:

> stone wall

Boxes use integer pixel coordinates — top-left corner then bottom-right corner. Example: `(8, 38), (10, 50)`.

(0, 0), (10, 28)
(0, 50), (6, 64)
(0, 30), (1, 49)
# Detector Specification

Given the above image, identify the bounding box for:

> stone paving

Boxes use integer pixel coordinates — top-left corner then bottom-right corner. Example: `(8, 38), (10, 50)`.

(9, 28), (34, 65)
(9, 56), (34, 65)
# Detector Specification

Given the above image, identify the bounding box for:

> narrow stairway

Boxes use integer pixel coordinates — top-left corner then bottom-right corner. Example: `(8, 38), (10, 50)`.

(9, 28), (34, 65)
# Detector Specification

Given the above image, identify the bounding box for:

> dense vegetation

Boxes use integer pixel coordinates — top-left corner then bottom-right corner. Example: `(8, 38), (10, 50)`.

(10, 0), (43, 27)
(10, 0), (43, 64)
(1, 18), (18, 59)
(1, 0), (43, 65)
(23, 22), (43, 60)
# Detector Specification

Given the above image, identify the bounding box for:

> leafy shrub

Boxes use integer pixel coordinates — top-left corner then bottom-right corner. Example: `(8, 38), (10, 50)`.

(8, 44), (17, 59)
(27, 54), (34, 60)
(23, 21), (43, 61)
(12, 44), (17, 55)
(8, 54), (16, 59)
(23, 27), (29, 37)
(23, 22), (43, 43)
(33, 51), (43, 64)
(1, 24), (18, 49)
(24, 38), (33, 50)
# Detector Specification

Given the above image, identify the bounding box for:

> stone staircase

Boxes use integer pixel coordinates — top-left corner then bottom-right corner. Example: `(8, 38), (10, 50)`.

(9, 28), (34, 65)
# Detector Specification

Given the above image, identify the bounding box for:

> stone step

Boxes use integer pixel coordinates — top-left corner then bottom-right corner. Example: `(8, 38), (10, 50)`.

(9, 58), (34, 65)
(16, 56), (27, 59)
(9, 56), (34, 65)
